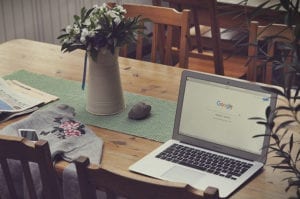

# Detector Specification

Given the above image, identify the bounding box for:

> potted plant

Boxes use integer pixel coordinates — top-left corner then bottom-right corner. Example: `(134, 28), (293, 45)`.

(57, 3), (144, 115)
(240, 0), (300, 197)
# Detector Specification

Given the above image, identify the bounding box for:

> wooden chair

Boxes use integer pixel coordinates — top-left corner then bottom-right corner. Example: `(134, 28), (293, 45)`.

(248, 21), (295, 84)
(120, 3), (190, 68)
(75, 156), (220, 199)
(0, 134), (62, 199)
(153, 0), (247, 79)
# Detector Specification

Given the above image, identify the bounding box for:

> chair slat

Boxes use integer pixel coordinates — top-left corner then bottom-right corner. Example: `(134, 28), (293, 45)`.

(164, 25), (174, 65)
(21, 160), (38, 199)
(0, 158), (18, 199)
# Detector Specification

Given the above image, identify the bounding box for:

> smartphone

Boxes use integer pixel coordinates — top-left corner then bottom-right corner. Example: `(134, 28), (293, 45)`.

(18, 129), (38, 141)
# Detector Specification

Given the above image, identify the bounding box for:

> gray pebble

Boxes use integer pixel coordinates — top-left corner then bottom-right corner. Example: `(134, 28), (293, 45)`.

(128, 102), (151, 120)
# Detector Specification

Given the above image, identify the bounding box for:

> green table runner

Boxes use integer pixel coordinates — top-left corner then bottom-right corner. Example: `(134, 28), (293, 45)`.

(4, 70), (176, 142)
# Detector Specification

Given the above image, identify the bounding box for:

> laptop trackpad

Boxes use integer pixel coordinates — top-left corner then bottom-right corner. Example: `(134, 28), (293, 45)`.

(161, 165), (205, 184)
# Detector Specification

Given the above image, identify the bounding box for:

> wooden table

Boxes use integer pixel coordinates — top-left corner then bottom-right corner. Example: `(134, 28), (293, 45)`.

(0, 39), (297, 198)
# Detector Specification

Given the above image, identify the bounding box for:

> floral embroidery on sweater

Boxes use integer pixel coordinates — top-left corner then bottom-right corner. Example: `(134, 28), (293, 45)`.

(40, 117), (86, 139)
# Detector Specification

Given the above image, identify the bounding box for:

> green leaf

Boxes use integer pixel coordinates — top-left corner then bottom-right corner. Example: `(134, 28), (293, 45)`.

(271, 134), (280, 143)
(249, 117), (265, 120)
(249, 1), (271, 19)
(294, 89), (300, 102)
(271, 165), (293, 170)
(280, 0), (291, 11)
(85, 7), (94, 20)
(260, 86), (285, 96)
(280, 158), (291, 165)
(280, 143), (288, 151)
(295, 104), (300, 112)
(80, 7), (87, 19)
(253, 134), (271, 138)
(281, 129), (290, 140)
(286, 179), (300, 192)
(256, 121), (268, 125)
(289, 134), (294, 153)
(296, 149), (300, 161)
(275, 106), (293, 112)
(74, 15), (80, 22)
(274, 120), (296, 133)
(57, 34), (69, 40)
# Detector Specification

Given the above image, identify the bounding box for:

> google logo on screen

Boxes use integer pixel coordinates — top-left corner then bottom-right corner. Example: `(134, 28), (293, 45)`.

(216, 100), (233, 110)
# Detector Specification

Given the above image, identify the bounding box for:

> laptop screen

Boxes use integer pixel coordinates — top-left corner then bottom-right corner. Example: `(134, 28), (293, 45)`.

(173, 71), (276, 162)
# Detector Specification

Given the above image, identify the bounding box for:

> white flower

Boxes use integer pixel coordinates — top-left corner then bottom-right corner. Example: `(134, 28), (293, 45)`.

(95, 24), (102, 30)
(88, 30), (95, 37)
(73, 25), (80, 34)
(80, 28), (89, 43)
(90, 16), (99, 25)
(99, 3), (107, 12)
(107, 10), (118, 19)
(116, 5), (126, 14)
(114, 16), (122, 24)
(66, 25), (73, 34)
(83, 18), (91, 26)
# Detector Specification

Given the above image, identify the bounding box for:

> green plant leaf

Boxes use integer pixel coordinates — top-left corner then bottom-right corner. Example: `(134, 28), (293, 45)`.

(289, 134), (294, 153)
(84, 7), (94, 20)
(57, 34), (69, 40)
(261, 86), (285, 96)
(80, 7), (87, 19)
(256, 121), (268, 125)
(274, 120), (296, 133)
(280, 143), (288, 151)
(253, 134), (271, 138)
(275, 105), (293, 112)
(281, 129), (290, 140)
(286, 179), (300, 192)
(295, 104), (300, 112)
(296, 149), (300, 161)
(74, 15), (80, 22)
(271, 134), (280, 144)
(249, 0), (271, 20)
(272, 165), (293, 170)
(249, 117), (265, 120)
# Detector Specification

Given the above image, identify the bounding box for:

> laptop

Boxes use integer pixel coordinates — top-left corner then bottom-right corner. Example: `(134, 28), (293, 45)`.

(129, 70), (277, 198)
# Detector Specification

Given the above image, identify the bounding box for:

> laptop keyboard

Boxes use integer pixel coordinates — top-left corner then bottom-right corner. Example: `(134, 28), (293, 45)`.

(155, 144), (253, 180)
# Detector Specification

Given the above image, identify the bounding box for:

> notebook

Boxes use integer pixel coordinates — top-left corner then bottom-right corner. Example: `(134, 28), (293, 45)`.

(129, 70), (277, 198)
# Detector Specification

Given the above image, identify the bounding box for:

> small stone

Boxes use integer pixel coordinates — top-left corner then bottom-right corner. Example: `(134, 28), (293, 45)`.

(128, 102), (151, 120)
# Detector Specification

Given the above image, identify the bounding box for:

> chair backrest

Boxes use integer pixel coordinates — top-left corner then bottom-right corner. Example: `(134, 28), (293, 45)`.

(120, 3), (190, 68)
(0, 134), (62, 199)
(75, 156), (220, 199)
(248, 21), (295, 84)
(153, 0), (224, 75)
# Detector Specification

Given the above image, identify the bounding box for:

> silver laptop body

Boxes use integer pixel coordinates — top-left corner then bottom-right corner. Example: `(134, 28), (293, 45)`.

(129, 70), (277, 198)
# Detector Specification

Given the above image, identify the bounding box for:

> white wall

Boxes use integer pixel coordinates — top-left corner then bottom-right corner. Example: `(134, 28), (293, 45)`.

(0, 0), (152, 44)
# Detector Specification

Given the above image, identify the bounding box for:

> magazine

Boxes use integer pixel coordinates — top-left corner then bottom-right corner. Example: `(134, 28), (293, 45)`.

(0, 78), (58, 122)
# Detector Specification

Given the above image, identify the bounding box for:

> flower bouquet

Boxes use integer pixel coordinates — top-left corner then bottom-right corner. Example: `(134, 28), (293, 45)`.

(58, 3), (144, 61)
(57, 3), (145, 115)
